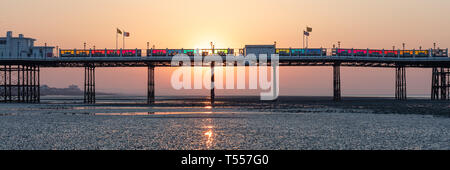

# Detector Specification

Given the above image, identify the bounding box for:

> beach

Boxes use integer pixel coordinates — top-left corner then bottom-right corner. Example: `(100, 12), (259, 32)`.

(0, 96), (449, 150)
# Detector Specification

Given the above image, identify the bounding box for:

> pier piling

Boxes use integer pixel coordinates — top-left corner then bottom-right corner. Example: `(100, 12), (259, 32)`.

(0, 64), (39, 103)
(333, 62), (341, 101)
(431, 67), (450, 100)
(211, 61), (215, 104)
(84, 64), (95, 104)
(395, 66), (407, 100)
(147, 64), (155, 104)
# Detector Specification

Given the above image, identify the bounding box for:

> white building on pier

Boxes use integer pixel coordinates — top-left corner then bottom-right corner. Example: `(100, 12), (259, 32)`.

(0, 31), (54, 58)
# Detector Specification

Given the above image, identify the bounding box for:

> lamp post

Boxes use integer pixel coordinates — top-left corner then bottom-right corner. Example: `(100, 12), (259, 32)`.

(147, 42), (150, 56)
(210, 42), (215, 55)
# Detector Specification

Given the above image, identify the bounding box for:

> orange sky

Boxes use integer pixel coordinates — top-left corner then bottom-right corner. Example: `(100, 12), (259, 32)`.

(2, 0), (449, 96)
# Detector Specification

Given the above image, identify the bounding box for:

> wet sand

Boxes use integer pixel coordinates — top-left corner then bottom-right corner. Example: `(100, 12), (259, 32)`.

(0, 96), (449, 150)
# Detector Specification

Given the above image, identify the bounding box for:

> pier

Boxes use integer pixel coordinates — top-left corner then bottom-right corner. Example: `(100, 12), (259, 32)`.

(1, 52), (450, 104)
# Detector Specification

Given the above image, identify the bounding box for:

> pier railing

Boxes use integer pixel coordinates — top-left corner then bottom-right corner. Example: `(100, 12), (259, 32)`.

(54, 47), (449, 58)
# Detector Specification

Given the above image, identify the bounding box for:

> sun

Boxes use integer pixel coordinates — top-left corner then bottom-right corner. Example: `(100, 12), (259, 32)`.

(194, 43), (212, 50)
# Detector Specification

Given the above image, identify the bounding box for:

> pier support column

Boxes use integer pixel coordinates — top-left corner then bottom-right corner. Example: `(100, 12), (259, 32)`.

(37, 65), (40, 102)
(147, 64), (155, 104)
(333, 63), (341, 101)
(440, 68), (449, 100)
(395, 66), (407, 100)
(17, 65), (21, 102)
(272, 61), (279, 101)
(30, 65), (38, 103)
(1, 65), (9, 102)
(84, 64), (95, 104)
(432, 67), (450, 100)
(0, 64), (39, 103)
(431, 67), (440, 100)
(26, 65), (29, 102)
(29, 65), (37, 103)
(210, 61), (215, 104)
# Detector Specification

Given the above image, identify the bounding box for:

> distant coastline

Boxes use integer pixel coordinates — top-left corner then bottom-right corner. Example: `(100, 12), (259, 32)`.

(40, 85), (112, 96)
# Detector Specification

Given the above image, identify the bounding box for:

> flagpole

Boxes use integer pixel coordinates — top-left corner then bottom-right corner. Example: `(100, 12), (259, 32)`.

(302, 29), (305, 48)
(116, 29), (118, 50)
(306, 34), (308, 49)
(305, 26), (307, 49)
(123, 30), (125, 49)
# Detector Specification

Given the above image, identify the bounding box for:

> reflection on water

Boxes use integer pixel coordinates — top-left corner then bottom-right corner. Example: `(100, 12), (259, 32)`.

(203, 105), (213, 114)
(203, 120), (215, 149)
(94, 112), (223, 115)
(204, 129), (214, 148)
(73, 106), (213, 110)
(95, 112), (155, 116)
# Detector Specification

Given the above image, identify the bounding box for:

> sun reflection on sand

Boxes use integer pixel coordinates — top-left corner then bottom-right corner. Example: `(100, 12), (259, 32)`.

(204, 130), (213, 138)
(204, 129), (214, 148)
(203, 120), (215, 149)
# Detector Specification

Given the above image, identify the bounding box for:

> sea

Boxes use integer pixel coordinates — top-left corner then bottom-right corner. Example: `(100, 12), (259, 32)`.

(0, 95), (449, 150)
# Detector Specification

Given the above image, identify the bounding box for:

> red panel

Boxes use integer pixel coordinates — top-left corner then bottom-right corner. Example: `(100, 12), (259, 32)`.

(369, 50), (382, 54)
(353, 49), (367, 54)
(152, 50), (167, 54)
(384, 50), (398, 54)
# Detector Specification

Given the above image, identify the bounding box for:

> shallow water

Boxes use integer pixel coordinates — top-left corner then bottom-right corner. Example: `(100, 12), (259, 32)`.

(0, 95), (449, 150)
